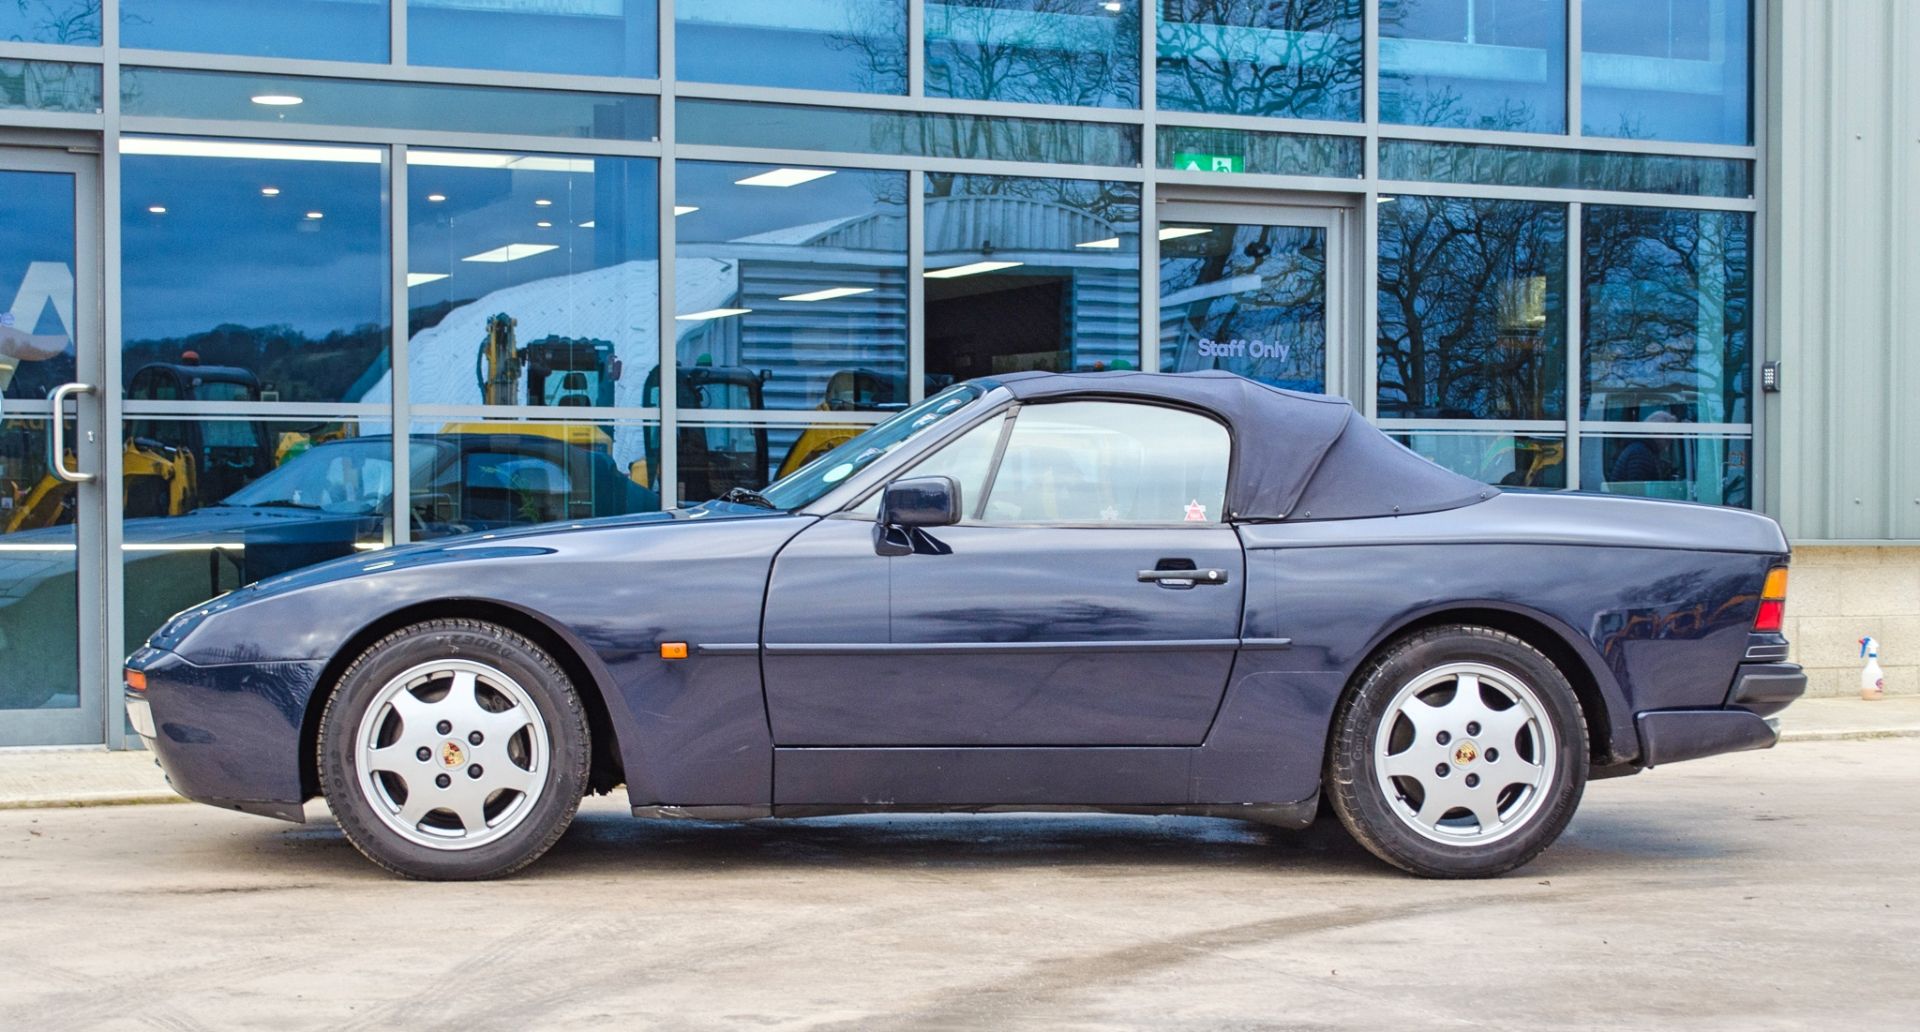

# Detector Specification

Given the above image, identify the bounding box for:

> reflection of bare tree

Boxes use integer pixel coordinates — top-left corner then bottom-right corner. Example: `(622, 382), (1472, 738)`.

(1377, 197), (1566, 420)
(925, 0), (1139, 107)
(1157, 0), (1361, 119)
(1582, 207), (1749, 424)
(924, 172), (1139, 235)
(828, 1), (910, 95)
(5, 1), (99, 44)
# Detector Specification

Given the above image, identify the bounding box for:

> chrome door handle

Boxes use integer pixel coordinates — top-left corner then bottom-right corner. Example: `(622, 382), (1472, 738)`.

(49, 382), (96, 483)
(1137, 568), (1229, 585)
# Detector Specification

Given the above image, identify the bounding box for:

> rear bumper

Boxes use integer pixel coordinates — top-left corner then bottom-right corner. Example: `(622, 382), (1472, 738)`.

(1633, 662), (1806, 768)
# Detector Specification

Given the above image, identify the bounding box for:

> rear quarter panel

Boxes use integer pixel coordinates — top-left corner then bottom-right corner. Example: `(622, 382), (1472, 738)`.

(1227, 493), (1785, 798)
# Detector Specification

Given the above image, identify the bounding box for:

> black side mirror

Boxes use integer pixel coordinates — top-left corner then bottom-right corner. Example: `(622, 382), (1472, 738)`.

(881, 476), (962, 528)
(874, 476), (961, 557)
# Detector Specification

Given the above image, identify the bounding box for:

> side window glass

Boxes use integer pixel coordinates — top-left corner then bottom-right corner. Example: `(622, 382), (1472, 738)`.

(851, 413), (1006, 519)
(983, 402), (1229, 525)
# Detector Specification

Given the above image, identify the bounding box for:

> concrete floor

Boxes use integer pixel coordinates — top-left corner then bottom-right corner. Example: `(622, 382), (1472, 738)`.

(2, 739), (1915, 1031)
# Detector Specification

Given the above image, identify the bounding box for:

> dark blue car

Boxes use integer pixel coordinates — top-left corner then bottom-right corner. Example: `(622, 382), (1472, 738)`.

(125, 371), (1805, 880)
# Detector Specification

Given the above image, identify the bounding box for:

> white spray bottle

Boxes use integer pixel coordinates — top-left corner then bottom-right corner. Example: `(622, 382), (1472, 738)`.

(1860, 637), (1885, 701)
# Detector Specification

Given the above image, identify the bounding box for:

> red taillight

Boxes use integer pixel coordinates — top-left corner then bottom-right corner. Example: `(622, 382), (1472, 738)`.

(1753, 566), (1789, 633)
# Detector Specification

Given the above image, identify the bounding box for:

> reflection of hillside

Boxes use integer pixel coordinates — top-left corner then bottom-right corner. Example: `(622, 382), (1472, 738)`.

(124, 323), (387, 402)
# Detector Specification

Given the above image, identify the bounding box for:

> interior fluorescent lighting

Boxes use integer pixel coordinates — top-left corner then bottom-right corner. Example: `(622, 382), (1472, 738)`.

(536, 220), (553, 228)
(925, 260), (1024, 279)
(1103, 1), (1123, 10)
(1158, 227), (1211, 241)
(578, 220), (596, 228)
(779, 286), (874, 303)
(735, 168), (835, 188)
(251, 93), (304, 106)
(122, 137), (381, 164)
(1075, 237), (1120, 249)
(675, 308), (753, 321)
(304, 211), (324, 220)
(426, 193), (446, 203)
(1377, 195), (1397, 203)
(407, 272), (449, 287)
(405, 152), (595, 174)
(534, 198), (553, 207)
(673, 205), (700, 216)
(146, 205), (167, 214)
(461, 243), (559, 263)
(260, 187), (280, 197)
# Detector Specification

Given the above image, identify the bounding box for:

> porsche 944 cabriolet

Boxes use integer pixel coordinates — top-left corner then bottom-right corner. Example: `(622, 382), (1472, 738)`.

(125, 371), (1805, 879)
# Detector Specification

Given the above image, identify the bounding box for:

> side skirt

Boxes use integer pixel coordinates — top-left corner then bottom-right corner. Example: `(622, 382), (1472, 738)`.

(632, 798), (1320, 830)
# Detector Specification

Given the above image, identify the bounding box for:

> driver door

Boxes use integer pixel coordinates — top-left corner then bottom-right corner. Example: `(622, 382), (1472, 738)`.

(762, 399), (1244, 747)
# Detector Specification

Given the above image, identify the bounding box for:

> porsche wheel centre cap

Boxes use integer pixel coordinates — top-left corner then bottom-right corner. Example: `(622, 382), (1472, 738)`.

(439, 740), (466, 769)
(1452, 741), (1479, 767)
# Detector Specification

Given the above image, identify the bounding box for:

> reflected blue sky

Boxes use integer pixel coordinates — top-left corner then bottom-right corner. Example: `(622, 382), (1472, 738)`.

(123, 0), (388, 61)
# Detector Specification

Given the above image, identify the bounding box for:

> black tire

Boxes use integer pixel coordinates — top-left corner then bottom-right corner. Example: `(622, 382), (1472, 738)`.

(1326, 625), (1587, 878)
(317, 618), (590, 880)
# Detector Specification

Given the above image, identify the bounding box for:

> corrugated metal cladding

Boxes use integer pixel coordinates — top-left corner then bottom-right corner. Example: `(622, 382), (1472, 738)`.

(1769, 0), (1920, 542)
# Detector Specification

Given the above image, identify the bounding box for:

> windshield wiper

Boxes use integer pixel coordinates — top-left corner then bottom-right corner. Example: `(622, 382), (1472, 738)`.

(718, 487), (777, 510)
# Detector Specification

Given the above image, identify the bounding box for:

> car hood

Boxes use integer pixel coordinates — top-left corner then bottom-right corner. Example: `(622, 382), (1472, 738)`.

(143, 501), (793, 651)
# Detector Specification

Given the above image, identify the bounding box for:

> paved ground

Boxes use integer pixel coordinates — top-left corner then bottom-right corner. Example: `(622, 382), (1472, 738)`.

(1, 737), (1914, 1031)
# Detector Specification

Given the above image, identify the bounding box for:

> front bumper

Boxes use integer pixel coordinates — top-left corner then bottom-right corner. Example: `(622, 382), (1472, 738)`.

(1634, 661), (1807, 768)
(124, 646), (326, 822)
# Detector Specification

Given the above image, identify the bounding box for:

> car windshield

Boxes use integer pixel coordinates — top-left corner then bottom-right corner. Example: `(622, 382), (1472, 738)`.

(220, 439), (425, 515)
(759, 384), (986, 510)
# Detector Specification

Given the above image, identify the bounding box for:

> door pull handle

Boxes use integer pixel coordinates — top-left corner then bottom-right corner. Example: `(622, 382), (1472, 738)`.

(1137, 568), (1228, 586)
(49, 382), (96, 484)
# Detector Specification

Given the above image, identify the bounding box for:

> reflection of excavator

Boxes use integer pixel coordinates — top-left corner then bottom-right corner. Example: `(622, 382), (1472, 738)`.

(639, 362), (771, 501)
(775, 369), (951, 478)
(6, 358), (279, 531)
(447, 313), (623, 452)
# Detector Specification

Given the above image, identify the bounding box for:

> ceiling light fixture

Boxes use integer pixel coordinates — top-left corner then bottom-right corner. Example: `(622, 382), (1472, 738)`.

(1103, 1), (1123, 10)
(578, 220), (596, 228)
(675, 308), (753, 321)
(426, 193), (446, 203)
(461, 243), (559, 263)
(405, 152), (594, 173)
(250, 93), (304, 106)
(304, 211), (324, 220)
(536, 220), (553, 228)
(121, 137), (380, 164)
(925, 260), (1024, 279)
(147, 205), (167, 214)
(260, 187), (280, 197)
(406, 272), (449, 287)
(534, 198), (553, 206)
(1158, 227), (1211, 241)
(779, 286), (874, 303)
(1075, 237), (1120, 249)
(673, 205), (700, 216)
(734, 168), (835, 188)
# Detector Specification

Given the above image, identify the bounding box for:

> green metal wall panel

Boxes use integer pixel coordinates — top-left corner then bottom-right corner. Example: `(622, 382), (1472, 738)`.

(1768, 0), (1920, 542)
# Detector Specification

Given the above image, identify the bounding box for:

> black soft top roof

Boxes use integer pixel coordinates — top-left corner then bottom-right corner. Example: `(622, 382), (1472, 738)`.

(987, 370), (1496, 521)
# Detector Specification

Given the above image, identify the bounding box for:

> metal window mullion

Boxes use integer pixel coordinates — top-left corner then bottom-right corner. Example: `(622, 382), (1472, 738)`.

(1567, 0), (1583, 139)
(1364, 0), (1381, 129)
(1565, 200), (1582, 491)
(1375, 178), (1757, 212)
(390, 0), (405, 67)
(908, 0), (925, 99)
(1139, 0), (1157, 373)
(656, 0), (677, 509)
(389, 142), (410, 546)
(100, 0), (125, 748)
(908, 169), (926, 403)
(118, 118), (666, 159)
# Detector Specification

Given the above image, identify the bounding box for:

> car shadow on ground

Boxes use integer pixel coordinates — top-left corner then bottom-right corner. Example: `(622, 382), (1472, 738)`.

(238, 797), (1739, 883)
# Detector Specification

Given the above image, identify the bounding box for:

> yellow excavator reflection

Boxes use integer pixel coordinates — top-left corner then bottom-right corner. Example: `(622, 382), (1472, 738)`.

(441, 313), (622, 453)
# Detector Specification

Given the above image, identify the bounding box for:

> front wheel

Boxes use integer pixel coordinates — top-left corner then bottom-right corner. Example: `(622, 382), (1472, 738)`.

(317, 618), (590, 880)
(1326, 625), (1587, 878)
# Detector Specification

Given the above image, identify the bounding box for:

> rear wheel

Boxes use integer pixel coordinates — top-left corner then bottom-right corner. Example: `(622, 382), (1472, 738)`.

(1326, 625), (1586, 878)
(317, 619), (590, 880)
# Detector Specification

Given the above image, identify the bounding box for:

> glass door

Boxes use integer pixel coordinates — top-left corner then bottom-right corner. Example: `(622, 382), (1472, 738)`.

(1157, 201), (1346, 395)
(0, 148), (103, 746)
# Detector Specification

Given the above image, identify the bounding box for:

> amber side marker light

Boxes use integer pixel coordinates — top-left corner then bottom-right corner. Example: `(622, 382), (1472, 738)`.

(125, 669), (148, 692)
(659, 642), (688, 660)
(1754, 567), (1789, 633)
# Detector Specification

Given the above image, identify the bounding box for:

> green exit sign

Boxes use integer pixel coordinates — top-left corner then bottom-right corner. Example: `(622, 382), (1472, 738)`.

(1172, 152), (1245, 173)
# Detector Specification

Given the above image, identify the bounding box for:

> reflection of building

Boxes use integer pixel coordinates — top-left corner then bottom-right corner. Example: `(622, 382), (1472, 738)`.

(0, 0), (1913, 747)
